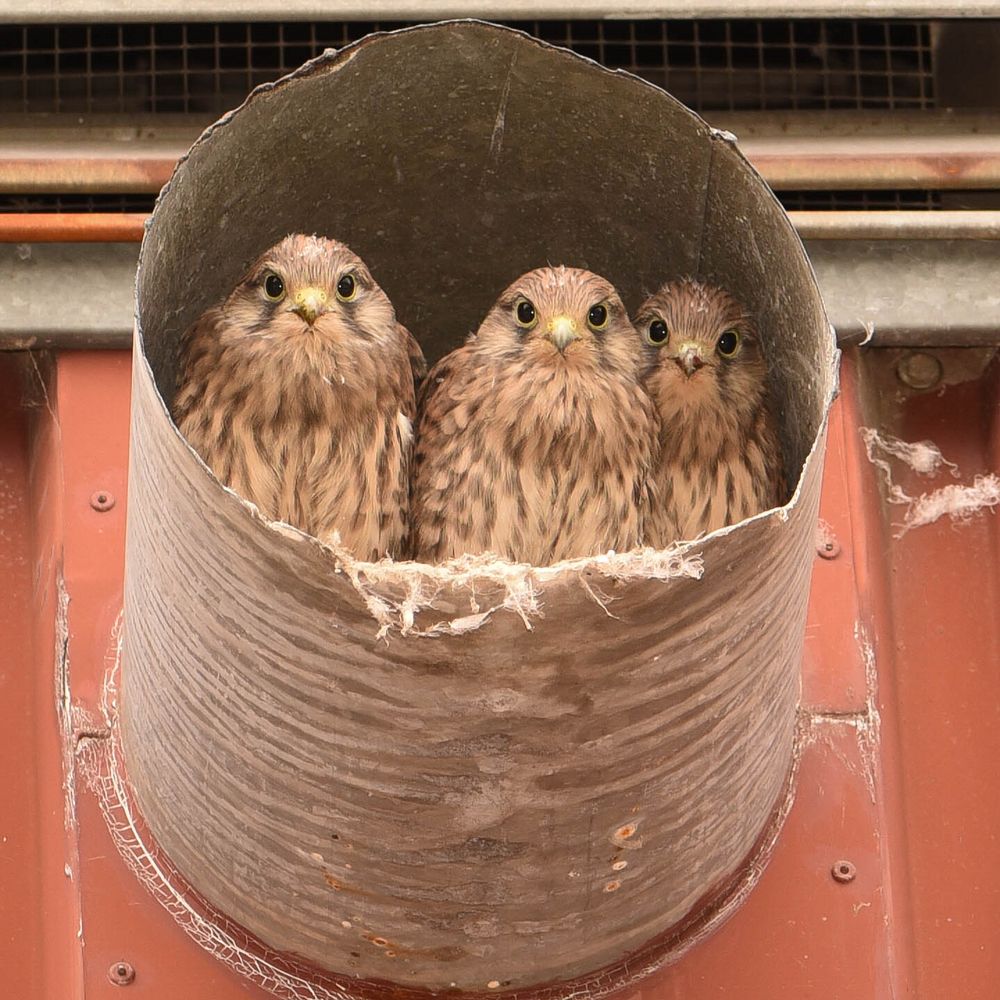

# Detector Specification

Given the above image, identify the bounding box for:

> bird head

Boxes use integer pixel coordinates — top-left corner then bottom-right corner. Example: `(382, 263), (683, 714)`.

(636, 279), (768, 423)
(223, 234), (399, 360)
(475, 266), (638, 375)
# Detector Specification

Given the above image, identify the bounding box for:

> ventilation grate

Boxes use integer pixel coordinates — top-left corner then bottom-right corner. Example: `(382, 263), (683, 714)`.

(0, 193), (158, 213)
(777, 189), (944, 211)
(0, 19), (935, 117)
(0, 190), (951, 215)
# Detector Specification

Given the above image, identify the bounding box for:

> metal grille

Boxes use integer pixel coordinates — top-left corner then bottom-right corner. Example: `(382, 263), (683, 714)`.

(0, 19), (935, 117)
(0, 190), (950, 214)
(777, 189), (944, 211)
(0, 193), (157, 213)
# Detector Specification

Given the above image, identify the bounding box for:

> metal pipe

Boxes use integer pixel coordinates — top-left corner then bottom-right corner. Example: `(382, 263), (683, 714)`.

(790, 210), (1000, 240)
(4, 113), (1000, 194)
(2, 211), (998, 244)
(0, 213), (147, 242)
(1, 215), (998, 352)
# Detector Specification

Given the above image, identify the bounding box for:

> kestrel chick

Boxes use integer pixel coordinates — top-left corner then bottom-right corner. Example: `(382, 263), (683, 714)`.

(411, 266), (659, 565)
(636, 279), (785, 546)
(172, 234), (425, 560)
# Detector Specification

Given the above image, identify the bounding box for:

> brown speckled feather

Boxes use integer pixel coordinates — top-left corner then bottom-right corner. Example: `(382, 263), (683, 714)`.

(636, 279), (785, 546)
(172, 234), (424, 560)
(411, 266), (659, 565)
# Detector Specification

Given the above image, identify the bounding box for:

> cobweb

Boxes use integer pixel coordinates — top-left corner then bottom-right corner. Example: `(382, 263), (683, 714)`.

(77, 614), (357, 1000)
(76, 612), (796, 1000)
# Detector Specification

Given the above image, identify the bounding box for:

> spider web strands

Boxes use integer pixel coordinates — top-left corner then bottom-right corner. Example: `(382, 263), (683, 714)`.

(79, 613), (802, 1000)
(77, 628), (356, 1000)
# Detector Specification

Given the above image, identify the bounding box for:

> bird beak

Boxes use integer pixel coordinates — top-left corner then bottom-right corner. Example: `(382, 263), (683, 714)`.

(292, 286), (328, 325)
(546, 315), (579, 352)
(675, 342), (705, 377)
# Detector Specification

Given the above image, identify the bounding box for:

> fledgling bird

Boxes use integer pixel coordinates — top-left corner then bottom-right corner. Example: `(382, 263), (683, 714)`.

(635, 279), (785, 547)
(411, 266), (659, 565)
(172, 234), (426, 560)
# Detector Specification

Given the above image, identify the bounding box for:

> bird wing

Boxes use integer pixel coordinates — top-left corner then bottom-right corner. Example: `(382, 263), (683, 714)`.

(410, 345), (481, 560)
(171, 306), (225, 430)
(415, 346), (463, 416)
(400, 323), (428, 387)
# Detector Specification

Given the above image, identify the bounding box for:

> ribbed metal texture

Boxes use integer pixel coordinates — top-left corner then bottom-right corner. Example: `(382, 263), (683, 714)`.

(120, 23), (837, 991)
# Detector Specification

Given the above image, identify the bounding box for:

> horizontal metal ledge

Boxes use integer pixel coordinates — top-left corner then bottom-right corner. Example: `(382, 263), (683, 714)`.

(3, 210), (1000, 244)
(4, 110), (1000, 194)
(2, 235), (998, 351)
(791, 211), (1000, 241)
(5, 2), (1000, 21)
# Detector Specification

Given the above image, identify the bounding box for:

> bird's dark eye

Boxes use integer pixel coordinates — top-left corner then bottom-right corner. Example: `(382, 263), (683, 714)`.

(646, 320), (669, 346)
(515, 298), (537, 328)
(263, 273), (285, 300)
(587, 303), (609, 331)
(717, 330), (740, 357)
(336, 273), (357, 301)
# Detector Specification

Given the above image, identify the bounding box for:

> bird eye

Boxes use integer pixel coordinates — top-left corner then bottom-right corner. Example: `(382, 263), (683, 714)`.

(263, 272), (285, 300)
(717, 330), (740, 357)
(646, 320), (669, 346)
(587, 303), (609, 331)
(514, 298), (537, 328)
(336, 273), (357, 301)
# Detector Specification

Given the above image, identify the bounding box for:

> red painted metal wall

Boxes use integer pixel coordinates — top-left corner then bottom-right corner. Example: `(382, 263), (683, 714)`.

(1, 343), (997, 997)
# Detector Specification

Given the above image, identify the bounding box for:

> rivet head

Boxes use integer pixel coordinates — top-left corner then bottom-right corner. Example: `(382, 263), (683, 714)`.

(108, 961), (135, 986)
(817, 538), (841, 559)
(90, 490), (116, 512)
(896, 352), (942, 391)
(831, 860), (856, 884)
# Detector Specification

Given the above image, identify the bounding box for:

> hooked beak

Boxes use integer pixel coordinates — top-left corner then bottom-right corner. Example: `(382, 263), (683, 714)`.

(675, 342), (705, 377)
(546, 314), (579, 352)
(292, 286), (328, 326)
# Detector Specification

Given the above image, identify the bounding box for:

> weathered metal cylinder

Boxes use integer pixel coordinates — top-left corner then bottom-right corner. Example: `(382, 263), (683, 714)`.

(121, 22), (837, 994)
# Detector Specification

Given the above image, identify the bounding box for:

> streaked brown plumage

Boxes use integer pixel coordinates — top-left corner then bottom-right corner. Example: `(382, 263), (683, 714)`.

(411, 266), (659, 565)
(636, 279), (785, 546)
(172, 234), (425, 560)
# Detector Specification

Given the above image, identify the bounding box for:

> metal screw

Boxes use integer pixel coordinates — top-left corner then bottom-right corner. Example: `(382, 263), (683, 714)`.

(817, 538), (840, 559)
(896, 352), (942, 391)
(108, 961), (135, 986)
(90, 490), (116, 512)
(831, 860), (856, 884)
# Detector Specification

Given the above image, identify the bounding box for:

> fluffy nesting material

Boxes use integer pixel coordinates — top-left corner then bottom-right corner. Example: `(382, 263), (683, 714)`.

(902, 475), (1000, 534)
(861, 427), (998, 537)
(337, 545), (706, 638)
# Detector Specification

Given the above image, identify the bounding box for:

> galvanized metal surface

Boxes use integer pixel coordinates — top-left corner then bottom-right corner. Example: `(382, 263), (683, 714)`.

(5, 229), (1000, 352)
(3, 344), (997, 997)
(6, 1), (1000, 18)
(0, 242), (141, 350)
(120, 21), (833, 990)
(792, 210), (1000, 240)
(6, 2), (1000, 20)
(806, 239), (1000, 347)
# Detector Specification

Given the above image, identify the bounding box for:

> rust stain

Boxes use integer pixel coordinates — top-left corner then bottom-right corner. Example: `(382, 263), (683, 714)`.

(322, 873), (372, 899)
(360, 932), (465, 963)
(611, 822), (643, 849)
